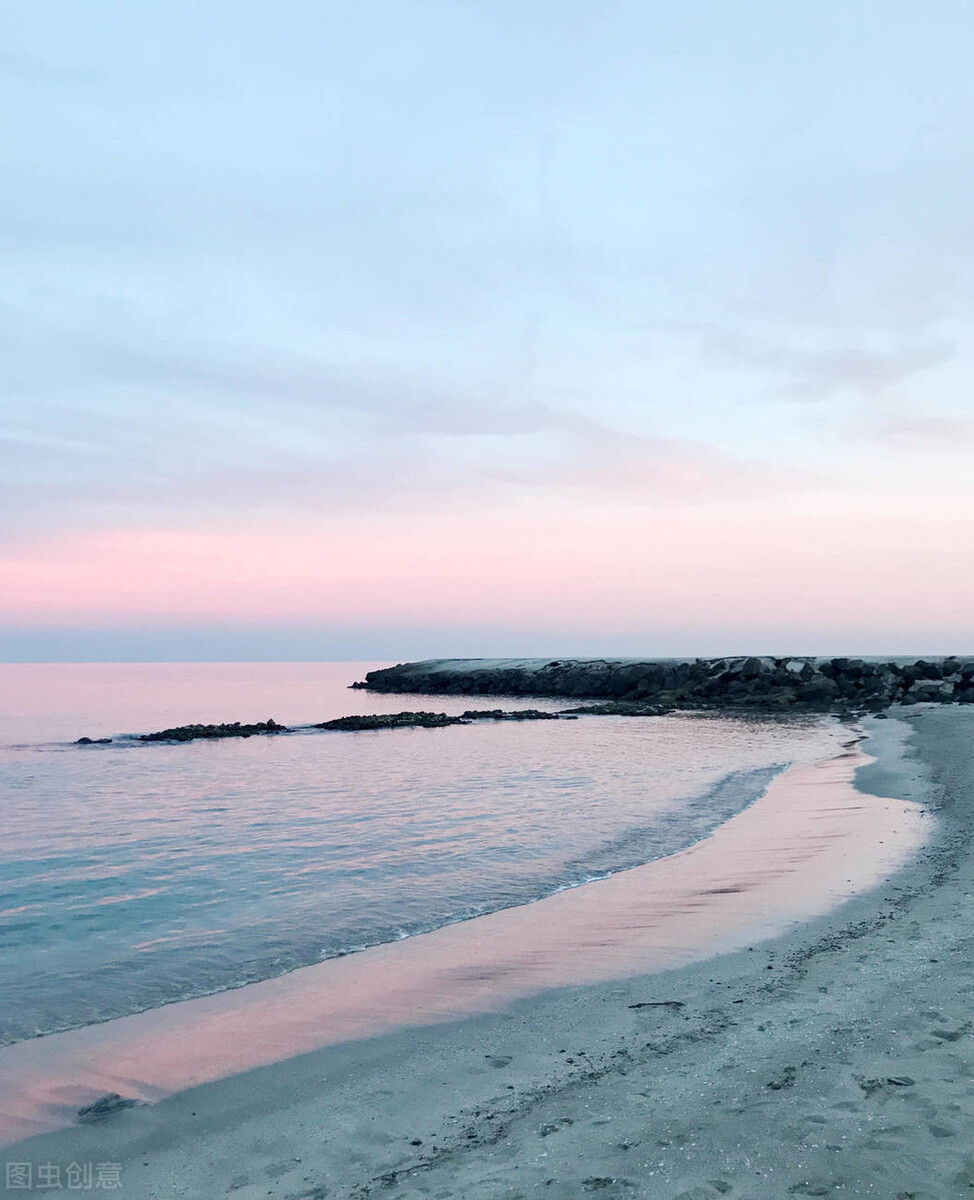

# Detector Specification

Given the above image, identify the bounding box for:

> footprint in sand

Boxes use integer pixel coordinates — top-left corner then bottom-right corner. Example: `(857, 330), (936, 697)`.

(929, 1121), (956, 1137)
(538, 1117), (574, 1137)
(930, 1023), (970, 1041)
(265, 1161), (299, 1180)
(767, 1065), (798, 1090)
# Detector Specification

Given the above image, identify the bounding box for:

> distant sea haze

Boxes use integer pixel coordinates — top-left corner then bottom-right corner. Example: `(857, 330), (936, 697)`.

(0, 662), (843, 1044)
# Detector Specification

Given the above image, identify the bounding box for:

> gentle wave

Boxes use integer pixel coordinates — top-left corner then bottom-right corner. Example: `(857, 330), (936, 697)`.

(0, 663), (841, 1047)
(0, 762), (784, 1045)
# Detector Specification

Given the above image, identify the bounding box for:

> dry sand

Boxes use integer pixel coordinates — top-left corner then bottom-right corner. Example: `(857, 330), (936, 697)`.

(3, 707), (972, 1199)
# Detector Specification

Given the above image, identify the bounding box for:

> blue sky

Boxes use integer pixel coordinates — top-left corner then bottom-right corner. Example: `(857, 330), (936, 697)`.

(3, 1), (973, 659)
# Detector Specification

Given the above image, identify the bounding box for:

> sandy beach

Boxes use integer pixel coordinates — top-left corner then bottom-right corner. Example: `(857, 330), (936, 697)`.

(3, 705), (972, 1199)
(8, 0), (973, 1192)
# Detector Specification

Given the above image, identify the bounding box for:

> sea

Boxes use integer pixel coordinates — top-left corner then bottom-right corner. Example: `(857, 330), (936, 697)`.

(0, 661), (846, 1049)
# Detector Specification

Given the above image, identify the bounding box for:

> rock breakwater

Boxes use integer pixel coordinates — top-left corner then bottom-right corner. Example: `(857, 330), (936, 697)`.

(354, 656), (974, 711)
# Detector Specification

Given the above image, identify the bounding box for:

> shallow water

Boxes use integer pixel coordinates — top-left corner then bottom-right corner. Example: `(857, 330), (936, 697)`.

(0, 662), (843, 1045)
(0, 736), (928, 1146)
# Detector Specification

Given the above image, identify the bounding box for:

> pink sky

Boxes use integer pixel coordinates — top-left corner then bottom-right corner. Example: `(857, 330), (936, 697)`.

(4, 489), (972, 655)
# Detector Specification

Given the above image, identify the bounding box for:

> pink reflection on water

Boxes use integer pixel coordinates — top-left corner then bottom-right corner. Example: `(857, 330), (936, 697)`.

(0, 743), (926, 1145)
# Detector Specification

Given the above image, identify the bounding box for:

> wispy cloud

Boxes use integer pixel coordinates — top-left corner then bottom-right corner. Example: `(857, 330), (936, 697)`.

(2, 304), (809, 543)
(0, 49), (105, 86)
(674, 324), (956, 403)
(860, 415), (974, 453)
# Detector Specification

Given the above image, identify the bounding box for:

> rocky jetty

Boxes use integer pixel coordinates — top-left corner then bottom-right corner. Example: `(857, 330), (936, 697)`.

(354, 656), (974, 711)
(138, 719), (287, 743)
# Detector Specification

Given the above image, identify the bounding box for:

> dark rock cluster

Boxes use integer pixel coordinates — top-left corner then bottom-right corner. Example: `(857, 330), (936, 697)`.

(317, 709), (566, 731)
(460, 708), (561, 721)
(77, 1093), (138, 1124)
(138, 719), (287, 743)
(315, 711), (465, 731)
(561, 702), (673, 717)
(355, 657), (974, 711)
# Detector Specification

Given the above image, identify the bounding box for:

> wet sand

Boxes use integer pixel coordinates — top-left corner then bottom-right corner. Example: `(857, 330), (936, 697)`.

(3, 709), (970, 1198)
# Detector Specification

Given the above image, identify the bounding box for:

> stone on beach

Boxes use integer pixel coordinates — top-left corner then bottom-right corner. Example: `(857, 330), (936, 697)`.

(76, 1093), (138, 1124)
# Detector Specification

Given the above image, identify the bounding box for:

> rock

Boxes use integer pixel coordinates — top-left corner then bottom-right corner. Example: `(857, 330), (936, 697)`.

(317, 708), (567, 731)
(560, 702), (671, 716)
(75, 736), (112, 745)
(796, 675), (840, 704)
(315, 712), (465, 731)
(908, 680), (955, 702)
(77, 1093), (138, 1123)
(139, 720), (286, 743)
(461, 709), (560, 721)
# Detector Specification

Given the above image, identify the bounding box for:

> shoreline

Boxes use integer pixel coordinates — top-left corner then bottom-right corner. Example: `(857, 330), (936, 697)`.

(0, 715), (941, 1196)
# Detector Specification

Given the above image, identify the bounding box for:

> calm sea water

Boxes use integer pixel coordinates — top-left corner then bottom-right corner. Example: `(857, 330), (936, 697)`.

(0, 662), (844, 1046)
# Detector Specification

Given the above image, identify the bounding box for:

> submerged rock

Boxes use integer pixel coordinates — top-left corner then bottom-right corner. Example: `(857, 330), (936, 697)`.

(318, 709), (571, 731)
(560, 702), (672, 717)
(139, 719), (286, 743)
(315, 711), (466, 731)
(460, 708), (561, 721)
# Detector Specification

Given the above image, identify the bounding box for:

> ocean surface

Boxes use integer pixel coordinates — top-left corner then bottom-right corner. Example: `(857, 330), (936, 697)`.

(0, 662), (845, 1047)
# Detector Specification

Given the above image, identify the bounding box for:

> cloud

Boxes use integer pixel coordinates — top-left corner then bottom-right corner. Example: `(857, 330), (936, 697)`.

(0, 399), (792, 544)
(685, 326), (955, 403)
(2, 301), (808, 544)
(861, 415), (974, 453)
(0, 49), (105, 86)
(495, 423), (802, 503)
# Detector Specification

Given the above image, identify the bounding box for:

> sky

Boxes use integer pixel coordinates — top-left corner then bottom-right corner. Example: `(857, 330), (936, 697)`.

(3, 0), (973, 660)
